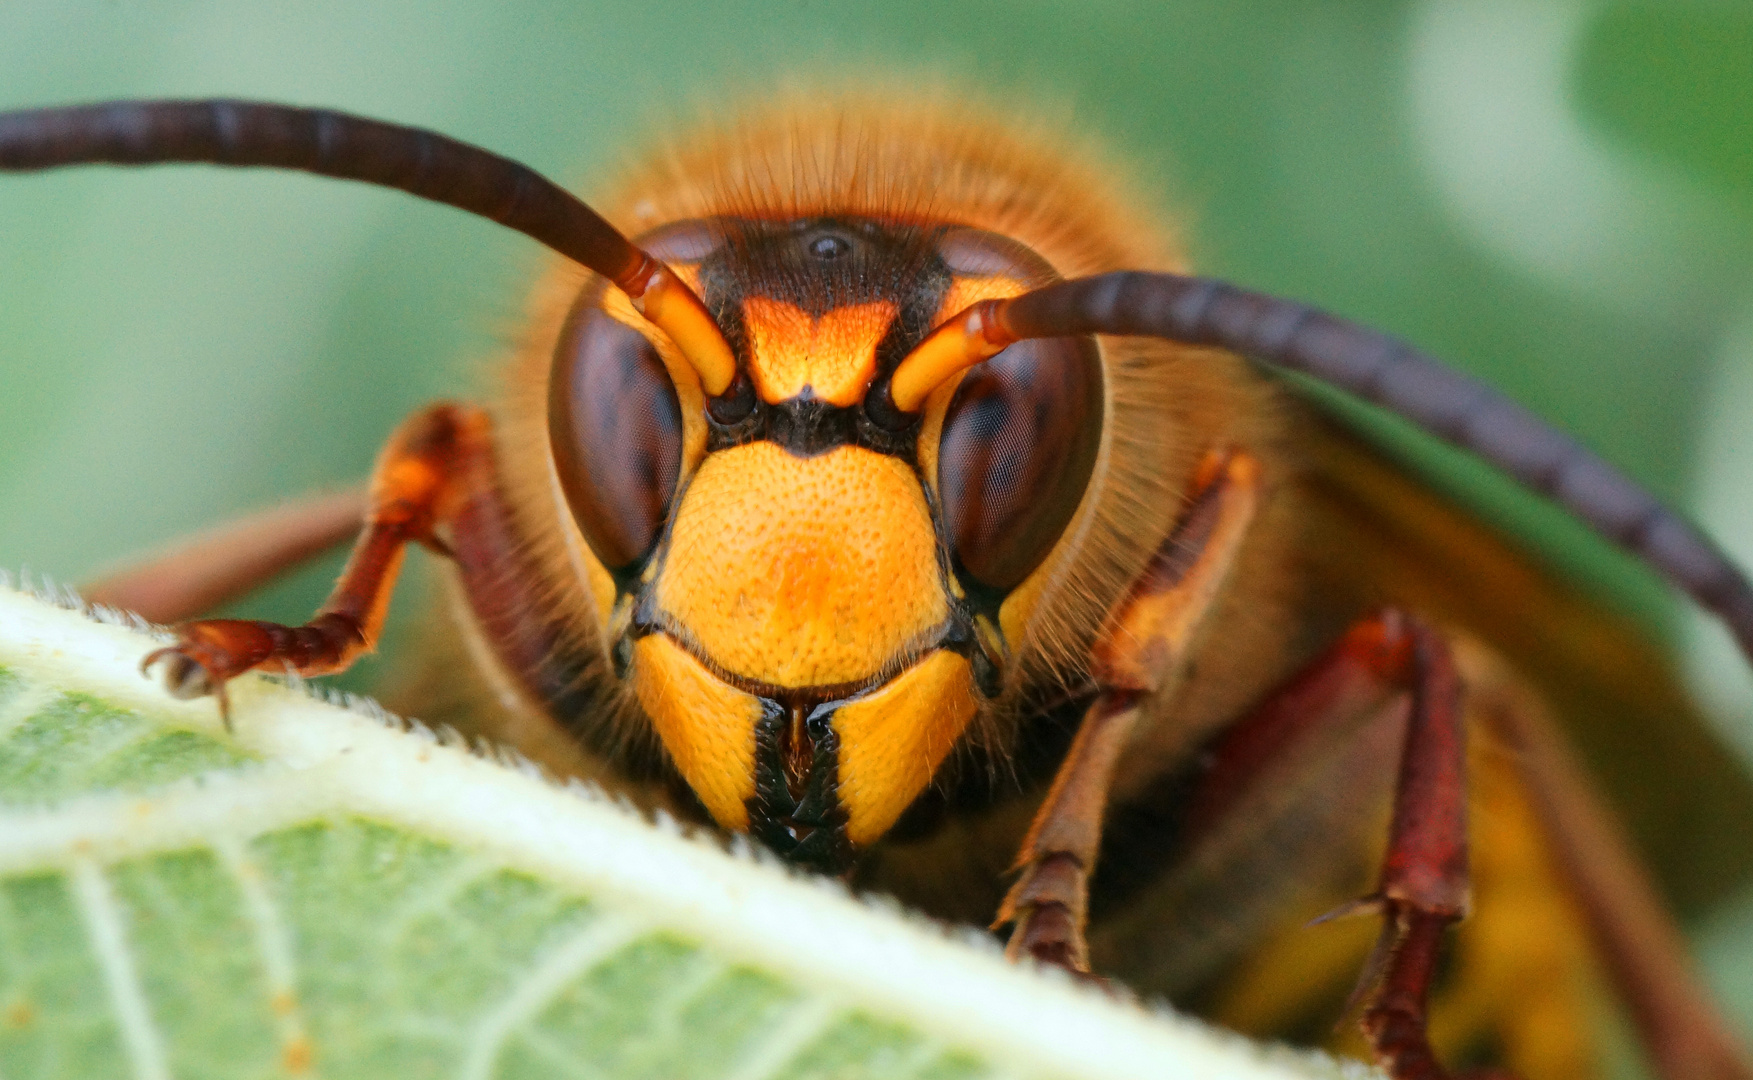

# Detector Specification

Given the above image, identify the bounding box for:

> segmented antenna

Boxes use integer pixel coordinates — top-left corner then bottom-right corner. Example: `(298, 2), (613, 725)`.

(0, 99), (644, 281)
(993, 272), (1753, 665)
(7, 101), (1746, 666)
(0, 99), (736, 390)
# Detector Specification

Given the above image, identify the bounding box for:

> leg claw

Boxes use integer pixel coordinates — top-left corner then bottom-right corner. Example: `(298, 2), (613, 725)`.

(141, 646), (233, 731)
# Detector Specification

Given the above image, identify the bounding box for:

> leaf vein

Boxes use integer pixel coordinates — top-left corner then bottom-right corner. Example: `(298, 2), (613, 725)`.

(718, 995), (840, 1080)
(69, 856), (172, 1080)
(214, 834), (318, 1078)
(457, 911), (651, 1080)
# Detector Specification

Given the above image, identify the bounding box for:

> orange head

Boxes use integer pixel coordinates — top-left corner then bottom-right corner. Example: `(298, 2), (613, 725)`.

(547, 216), (1104, 871)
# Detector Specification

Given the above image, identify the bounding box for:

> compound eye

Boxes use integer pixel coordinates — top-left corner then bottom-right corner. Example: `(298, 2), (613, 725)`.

(549, 297), (683, 572)
(937, 335), (1103, 594)
(636, 217), (725, 264)
(936, 226), (1057, 282)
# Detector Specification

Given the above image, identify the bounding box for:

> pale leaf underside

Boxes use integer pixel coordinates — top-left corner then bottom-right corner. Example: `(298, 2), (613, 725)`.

(0, 579), (1372, 1080)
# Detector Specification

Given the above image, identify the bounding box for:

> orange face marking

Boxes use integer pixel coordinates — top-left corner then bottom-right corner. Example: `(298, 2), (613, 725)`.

(629, 633), (766, 830)
(656, 441), (946, 689)
(743, 297), (895, 406)
(832, 650), (979, 846)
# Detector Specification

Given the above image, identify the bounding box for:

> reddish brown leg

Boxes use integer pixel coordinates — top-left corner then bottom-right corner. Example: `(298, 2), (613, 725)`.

(1000, 451), (1259, 971)
(1472, 655), (1753, 1080)
(81, 487), (367, 625)
(1353, 624), (1473, 1080)
(142, 403), (489, 722)
(1000, 691), (1145, 970)
(1185, 613), (1482, 1080)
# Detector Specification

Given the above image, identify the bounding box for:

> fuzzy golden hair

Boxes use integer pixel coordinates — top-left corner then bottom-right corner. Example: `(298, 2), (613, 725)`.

(474, 92), (1304, 786)
(373, 93), (1753, 1080)
(609, 94), (1177, 273)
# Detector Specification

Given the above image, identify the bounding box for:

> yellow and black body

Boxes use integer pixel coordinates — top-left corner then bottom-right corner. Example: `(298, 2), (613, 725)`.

(6, 95), (1751, 1080)
(449, 100), (1751, 1076)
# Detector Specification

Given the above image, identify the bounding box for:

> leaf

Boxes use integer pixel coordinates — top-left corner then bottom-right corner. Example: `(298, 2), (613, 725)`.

(0, 579), (1373, 1080)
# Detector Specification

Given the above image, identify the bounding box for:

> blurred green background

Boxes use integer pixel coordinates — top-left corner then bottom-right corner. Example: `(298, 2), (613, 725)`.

(1, 0), (1751, 1063)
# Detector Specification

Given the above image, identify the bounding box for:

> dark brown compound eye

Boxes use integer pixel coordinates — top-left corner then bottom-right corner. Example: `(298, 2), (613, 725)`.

(549, 297), (683, 572)
(548, 218), (725, 573)
(634, 216), (727, 264)
(936, 226), (1058, 282)
(937, 335), (1103, 594)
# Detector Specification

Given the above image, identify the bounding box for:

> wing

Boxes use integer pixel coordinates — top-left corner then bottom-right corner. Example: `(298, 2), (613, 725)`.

(1295, 412), (1753, 917)
(1079, 408), (1753, 1078)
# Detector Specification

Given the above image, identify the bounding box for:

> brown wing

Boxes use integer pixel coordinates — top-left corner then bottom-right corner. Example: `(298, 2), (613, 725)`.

(1070, 406), (1753, 1077)
(1295, 413), (1753, 917)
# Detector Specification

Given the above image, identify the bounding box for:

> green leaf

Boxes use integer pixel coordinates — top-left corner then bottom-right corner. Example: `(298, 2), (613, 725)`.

(0, 579), (1372, 1080)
